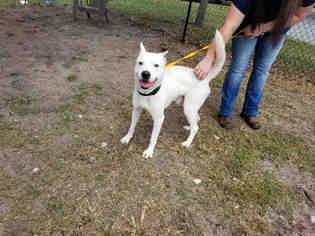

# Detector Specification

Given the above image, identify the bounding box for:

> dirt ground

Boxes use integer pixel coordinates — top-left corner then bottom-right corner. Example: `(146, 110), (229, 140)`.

(0, 5), (315, 236)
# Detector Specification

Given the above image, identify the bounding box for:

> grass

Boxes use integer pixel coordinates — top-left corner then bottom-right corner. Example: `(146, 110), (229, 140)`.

(109, 0), (225, 42)
(108, 0), (315, 80)
(0, 1), (314, 235)
(257, 132), (315, 174)
(5, 96), (34, 115)
(2, 0), (313, 79)
(66, 73), (78, 82)
(0, 0), (70, 5)
(2, 94), (311, 235)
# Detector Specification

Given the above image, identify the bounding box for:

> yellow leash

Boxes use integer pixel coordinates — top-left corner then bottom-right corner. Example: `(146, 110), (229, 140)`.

(165, 33), (243, 68)
(165, 44), (210, 68)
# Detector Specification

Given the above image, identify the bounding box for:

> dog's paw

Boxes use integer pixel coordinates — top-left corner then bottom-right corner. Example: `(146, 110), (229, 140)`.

(143, 148), (154, 159)
(181, 140), (192, 148)
(120, 135), (132, 144)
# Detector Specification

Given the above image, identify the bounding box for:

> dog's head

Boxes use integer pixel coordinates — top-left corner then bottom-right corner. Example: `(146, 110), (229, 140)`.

(135, 42), (168, 92)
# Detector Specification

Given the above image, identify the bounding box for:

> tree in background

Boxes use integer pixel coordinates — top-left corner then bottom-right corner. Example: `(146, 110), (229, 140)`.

(195, 0), (208, 25)
(194, 0), (227, 25)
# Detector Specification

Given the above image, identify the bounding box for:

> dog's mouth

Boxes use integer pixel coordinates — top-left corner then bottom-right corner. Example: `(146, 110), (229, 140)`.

(140, 79), (157, 89)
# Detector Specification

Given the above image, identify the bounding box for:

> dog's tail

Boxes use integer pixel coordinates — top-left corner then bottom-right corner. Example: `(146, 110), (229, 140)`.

(205, 30), (226, 82)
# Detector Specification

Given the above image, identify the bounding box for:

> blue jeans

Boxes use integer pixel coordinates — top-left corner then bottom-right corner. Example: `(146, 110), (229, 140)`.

(219, 32), (287, 117)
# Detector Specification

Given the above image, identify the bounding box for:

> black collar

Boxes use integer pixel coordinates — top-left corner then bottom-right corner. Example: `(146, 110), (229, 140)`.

(137, 86), (161, 96)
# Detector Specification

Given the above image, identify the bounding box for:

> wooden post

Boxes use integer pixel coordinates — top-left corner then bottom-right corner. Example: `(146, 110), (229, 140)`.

(99, 0), (105, 25)
(195, 0), (208, 25)
(104, 0), (109, 23)
(73, 0), (79, 21)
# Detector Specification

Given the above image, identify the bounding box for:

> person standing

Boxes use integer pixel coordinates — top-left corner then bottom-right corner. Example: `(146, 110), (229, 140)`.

(194, 0), (315, 129)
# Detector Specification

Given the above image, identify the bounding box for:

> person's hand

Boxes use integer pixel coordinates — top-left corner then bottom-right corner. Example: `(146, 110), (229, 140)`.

(242, 24), (265, 38)
(194, 54), (214, 80)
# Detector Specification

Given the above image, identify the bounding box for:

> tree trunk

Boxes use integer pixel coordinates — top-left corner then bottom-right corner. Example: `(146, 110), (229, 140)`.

(195, 0), (208, 25)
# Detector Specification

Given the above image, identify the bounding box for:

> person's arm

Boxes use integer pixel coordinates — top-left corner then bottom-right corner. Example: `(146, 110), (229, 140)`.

(268, 4), (313, 29)
(243, 4), (314, 38)
(194, 3), (245, 80)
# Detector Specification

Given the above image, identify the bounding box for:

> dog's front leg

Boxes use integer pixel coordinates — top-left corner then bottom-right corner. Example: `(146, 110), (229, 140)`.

(121, 107), (142, 144)
(143, 112), (165, 159)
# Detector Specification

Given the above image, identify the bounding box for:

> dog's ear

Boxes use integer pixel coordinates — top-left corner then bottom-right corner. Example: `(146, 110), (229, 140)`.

(140, 42), (146, 53)
(160, 50), (168, 57)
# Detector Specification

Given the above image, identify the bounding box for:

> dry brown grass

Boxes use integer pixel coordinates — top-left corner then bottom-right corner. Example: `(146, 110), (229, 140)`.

(0, 4), (315, 236)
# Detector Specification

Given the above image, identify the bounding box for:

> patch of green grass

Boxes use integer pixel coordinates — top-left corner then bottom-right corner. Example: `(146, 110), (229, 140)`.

(258, 131), (315, 174)
(95, 174), (106, 184)
(109, 0), (314, 80)
(62, 110), (76, 122)
(278, 38), (315, 75)
(0, 0), (18, 5)
(66, 73), (78, 82)
(30, 135), (41, 145)
(188, 122), (311, 233)
(71, 82), (104, 104)
(110, 0), (186, 24)
(0, 120), (28, 148)
(225, 145), (261, 178)
(54, 103), (78, 133)
(47, 197), (65, 214)
(54, 103), (73, 113)
(3, 0), (312, 78)
(228, 172), (295, 213)
(171, 209), (204, 235)
(6, 96), (33, 116)
(55, 159), (66, 170)
(206, 142), (298, 216)
(69, 231), (132, 236)
(0, 0), (73, 6)
(2, 95), (313, 236)
(0, 119), (16, 131)
(134, 225), (149, 236)
(25, 184), (41, 200)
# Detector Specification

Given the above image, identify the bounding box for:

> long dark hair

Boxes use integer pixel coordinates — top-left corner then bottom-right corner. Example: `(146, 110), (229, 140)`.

(271, 0), (302, 43)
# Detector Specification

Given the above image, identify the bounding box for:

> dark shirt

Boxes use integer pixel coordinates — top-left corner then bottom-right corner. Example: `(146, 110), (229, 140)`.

(232, 0), (315, 33)
(233, 0), (315, 16)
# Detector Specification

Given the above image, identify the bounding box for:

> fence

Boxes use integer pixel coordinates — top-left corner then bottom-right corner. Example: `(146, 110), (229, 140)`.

(287, 9), (315, 46)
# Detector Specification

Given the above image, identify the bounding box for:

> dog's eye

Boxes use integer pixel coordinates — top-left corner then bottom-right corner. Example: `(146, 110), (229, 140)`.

(154, 64), (159, 68)
(139, 61), (143, 65)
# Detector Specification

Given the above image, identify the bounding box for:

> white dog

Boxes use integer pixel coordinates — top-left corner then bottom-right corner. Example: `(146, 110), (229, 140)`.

(121, 30), (226, 158)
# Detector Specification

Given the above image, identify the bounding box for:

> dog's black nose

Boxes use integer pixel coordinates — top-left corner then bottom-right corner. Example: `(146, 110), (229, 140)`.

(141, 71), (151, 82)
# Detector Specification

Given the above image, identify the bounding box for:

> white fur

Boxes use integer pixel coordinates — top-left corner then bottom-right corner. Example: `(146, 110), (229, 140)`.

(121, 30), (226, 158)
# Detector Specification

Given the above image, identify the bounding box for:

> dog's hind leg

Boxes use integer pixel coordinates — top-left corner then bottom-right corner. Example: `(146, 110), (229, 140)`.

(182, 107), (199, 147)
(182, 87), (209, 147)
(121, 107), (142, 144)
